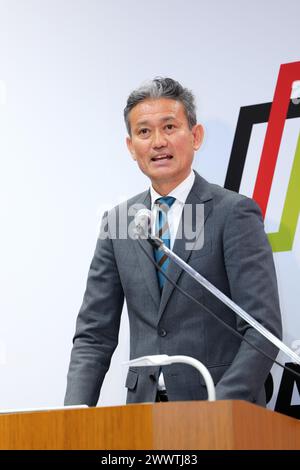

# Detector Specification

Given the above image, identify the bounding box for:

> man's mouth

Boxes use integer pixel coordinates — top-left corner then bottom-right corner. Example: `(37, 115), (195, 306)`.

(151, 154), (173, 162)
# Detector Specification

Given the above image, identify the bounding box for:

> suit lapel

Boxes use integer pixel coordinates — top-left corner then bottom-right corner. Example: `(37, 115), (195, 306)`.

(132, 191), (161, 310)
(157, 172), (213, 320)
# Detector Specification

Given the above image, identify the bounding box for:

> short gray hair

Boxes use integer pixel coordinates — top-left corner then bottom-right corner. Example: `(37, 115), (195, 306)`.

(124, 77), (197, 136)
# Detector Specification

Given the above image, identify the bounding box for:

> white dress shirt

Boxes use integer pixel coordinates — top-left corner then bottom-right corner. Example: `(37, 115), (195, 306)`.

(149, 170), (195, 390)
(150, 170), (195, 247)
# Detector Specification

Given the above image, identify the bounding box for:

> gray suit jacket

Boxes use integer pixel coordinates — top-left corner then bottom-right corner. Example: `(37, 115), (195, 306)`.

(64, 172), (282, 406)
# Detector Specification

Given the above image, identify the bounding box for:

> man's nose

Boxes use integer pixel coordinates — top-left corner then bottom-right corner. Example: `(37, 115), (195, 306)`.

(152, 129), (167, 148)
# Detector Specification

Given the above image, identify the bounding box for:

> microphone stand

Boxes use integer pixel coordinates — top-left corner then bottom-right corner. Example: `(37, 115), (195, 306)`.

(148, 235), (300, 365)
(124, 354), (216, 401)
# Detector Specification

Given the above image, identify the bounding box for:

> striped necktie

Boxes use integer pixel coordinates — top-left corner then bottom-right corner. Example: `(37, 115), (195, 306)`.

(154, 196), (176, 291)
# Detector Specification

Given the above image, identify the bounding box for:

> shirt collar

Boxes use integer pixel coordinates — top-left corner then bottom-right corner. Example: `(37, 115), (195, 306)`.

(150, 170), (195, 209)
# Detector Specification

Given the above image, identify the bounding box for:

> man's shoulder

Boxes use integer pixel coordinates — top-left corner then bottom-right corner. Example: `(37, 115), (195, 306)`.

(210, 181), (248, 205)
(125, 189), (150, 207)
(106, 189), (149, 217)
(195, 172), (259, 211)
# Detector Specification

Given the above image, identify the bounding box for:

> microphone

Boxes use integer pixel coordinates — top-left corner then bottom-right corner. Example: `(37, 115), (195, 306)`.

(134, 209), (152, 239)
(134, 209), (162, 248)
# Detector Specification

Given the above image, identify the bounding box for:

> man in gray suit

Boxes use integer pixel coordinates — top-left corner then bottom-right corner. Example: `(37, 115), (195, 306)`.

(65, 78), (282, 407)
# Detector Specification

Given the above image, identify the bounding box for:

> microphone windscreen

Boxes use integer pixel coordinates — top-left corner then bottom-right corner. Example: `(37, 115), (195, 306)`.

(134, 209), (152, 238)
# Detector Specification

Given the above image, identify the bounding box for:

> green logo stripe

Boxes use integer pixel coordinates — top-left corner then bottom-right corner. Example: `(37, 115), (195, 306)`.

(268, 132), (300, 252)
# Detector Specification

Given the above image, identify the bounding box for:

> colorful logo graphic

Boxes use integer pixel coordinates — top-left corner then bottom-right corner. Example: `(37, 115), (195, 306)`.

(224, 61), (300, 252)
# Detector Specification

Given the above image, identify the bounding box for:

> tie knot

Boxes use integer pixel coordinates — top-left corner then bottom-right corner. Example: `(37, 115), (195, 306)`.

(155, 196), (176, 212)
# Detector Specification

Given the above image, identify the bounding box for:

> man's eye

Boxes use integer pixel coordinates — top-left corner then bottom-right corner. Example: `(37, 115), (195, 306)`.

(139, 128), (150, 135)
(165, 124), (175, 130)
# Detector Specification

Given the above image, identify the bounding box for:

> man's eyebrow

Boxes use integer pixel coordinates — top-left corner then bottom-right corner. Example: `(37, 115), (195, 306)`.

(135, 115), (177, 127)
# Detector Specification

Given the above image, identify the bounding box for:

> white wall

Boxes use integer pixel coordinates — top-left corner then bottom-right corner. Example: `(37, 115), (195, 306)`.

(0, 0), (299, 409)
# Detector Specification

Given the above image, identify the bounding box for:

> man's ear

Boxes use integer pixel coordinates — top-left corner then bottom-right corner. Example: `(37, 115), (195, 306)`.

(192, 124), (204, 151)
(126, 136), (136, 160)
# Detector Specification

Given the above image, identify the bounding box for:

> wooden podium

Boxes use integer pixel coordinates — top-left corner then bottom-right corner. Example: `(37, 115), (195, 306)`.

(0, 400), (299, 449)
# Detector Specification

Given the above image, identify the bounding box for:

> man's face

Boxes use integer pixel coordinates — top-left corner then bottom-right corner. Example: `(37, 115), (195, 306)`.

(126, 98), (204, 191)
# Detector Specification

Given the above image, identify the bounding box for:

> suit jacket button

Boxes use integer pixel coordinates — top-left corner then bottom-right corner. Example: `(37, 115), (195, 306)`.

(159, 328), (167, 337)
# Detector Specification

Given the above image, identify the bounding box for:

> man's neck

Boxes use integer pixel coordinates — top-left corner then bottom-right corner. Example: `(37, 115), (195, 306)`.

(151, 172), (192, 196)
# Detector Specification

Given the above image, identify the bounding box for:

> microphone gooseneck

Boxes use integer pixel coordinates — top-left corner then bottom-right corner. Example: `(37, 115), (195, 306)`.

(135, 235), (300, 380)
